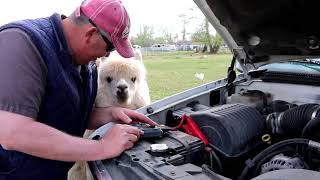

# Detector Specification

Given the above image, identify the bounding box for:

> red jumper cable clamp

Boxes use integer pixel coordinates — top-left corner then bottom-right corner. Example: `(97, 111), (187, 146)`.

(173, 114), (209, 145)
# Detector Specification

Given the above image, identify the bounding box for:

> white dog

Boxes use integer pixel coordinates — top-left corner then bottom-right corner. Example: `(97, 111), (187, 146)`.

(68, 49), (150, 180)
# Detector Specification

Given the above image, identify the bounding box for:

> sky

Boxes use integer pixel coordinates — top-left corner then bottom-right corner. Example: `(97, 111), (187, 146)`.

(0, 0), (206, 40)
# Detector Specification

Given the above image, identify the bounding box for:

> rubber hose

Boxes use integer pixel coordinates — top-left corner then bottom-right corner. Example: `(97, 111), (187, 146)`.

(238, 138), (310, 180)
(279, 104), (319, 136)
(302, 116), (320, 141)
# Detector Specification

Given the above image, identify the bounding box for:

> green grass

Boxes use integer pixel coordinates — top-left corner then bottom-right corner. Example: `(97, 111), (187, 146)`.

(143, 51), (232, 101)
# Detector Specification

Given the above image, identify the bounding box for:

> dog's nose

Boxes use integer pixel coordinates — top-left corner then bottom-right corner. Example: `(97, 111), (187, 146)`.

(116, 85), (128, 98)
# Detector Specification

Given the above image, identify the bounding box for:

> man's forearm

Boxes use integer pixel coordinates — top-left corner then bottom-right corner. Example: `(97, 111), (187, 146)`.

(0, 112), (107, 162)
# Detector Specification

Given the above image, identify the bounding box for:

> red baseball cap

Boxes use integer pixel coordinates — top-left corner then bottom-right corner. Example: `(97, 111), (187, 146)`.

(76, 0), (134, 58)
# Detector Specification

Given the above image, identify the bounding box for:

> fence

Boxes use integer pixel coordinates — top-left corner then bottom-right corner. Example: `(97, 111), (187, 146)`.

(140, 45), (231, 56)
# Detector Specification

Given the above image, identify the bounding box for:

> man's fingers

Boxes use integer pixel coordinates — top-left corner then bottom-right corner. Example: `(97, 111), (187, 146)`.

(127, 134), (138, 142)
(114, 110), (132, 124)
(124, 125), (141, 138)
(125, 109), (159, 126)
(112, 107), (159, 126)
(125, 141), (134, 150)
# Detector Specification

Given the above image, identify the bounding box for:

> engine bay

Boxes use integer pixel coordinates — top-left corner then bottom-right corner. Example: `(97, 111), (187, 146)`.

(90, 75), (320, 180)
(161, 78), (320, 179)
(164, 101), (320, 179)
(161, 79), (320, 179)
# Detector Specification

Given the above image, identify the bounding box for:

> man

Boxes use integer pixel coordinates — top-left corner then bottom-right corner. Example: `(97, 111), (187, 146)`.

(0, 0), (157, 179)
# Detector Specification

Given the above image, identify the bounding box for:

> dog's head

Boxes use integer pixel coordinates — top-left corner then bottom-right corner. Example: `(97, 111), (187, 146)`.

(95, 51), (147, 108)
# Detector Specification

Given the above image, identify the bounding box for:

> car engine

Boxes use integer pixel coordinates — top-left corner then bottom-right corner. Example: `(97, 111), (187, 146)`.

(162, 90), (320, 179)
(90, 74), (320, 180)
(177, 102), (320, 179)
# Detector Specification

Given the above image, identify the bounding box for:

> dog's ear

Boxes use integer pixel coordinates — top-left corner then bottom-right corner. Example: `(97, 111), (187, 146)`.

(96, 58), (101, 67)
(95, 57), (108, 67)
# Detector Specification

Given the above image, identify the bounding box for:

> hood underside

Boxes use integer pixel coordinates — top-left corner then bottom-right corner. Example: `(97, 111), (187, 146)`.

(194, 0), (320, 69)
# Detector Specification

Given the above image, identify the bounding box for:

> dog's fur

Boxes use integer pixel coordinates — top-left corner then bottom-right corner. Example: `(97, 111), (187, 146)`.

(68, 49), (150, 180)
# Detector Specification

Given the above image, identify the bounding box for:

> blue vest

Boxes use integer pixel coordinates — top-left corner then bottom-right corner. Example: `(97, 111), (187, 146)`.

(0, 14), (97, 180)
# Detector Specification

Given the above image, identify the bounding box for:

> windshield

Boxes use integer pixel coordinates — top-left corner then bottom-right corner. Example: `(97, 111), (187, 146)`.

(258, 59), (320, 74)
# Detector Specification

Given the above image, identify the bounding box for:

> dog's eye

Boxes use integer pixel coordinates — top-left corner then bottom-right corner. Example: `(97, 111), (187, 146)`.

(106, 77), (112, 83)
(131, 77), (136, 83)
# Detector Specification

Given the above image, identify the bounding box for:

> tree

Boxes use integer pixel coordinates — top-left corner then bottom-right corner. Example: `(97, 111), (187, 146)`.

(132, 25), (154, 47)
(178, 14), (193, 41)
(173, 33), (179, 43)
(153, 37), (167, 44)
(191, 18), (223, 54)
(204, 18), (213, 52)
(178, 7), (204, 42)
(212, 33), (223, 54)
(153, 27), (175, 44)
(191, 19), (208, 43)
(162, 28), (174, 44)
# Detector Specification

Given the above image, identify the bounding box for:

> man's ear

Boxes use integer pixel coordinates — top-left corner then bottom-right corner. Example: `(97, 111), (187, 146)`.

(85, 27), (98, 43)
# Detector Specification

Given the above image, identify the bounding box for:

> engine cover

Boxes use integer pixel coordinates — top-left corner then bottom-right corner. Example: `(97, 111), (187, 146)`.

(189, 103), (265, 156)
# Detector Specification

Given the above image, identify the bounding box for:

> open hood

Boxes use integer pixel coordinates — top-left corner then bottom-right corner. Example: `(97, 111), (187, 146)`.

(194, 0), (320, 72)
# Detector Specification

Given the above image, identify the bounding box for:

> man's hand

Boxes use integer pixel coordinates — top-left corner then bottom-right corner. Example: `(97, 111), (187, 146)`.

(110, 107), (158, 125)
(88, 107), (158, 129)
(98, 124), (143, 158)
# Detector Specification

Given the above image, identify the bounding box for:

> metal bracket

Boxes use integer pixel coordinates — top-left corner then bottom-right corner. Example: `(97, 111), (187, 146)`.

(232, 47), (246, 63)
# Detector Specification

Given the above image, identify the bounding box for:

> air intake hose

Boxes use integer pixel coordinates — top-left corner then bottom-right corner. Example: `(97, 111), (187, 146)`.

(302, 116), (320, 141)
(266, 104), (320, 136)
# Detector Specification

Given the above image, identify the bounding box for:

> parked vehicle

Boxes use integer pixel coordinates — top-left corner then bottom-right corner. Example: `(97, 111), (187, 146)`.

(133, 44), (141, 49)
(150, 44), (175, 51)
(90, 0), (320, 179)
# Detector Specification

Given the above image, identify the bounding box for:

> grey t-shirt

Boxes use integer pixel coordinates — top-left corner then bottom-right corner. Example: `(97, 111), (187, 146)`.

(0, 28), (47, 119)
